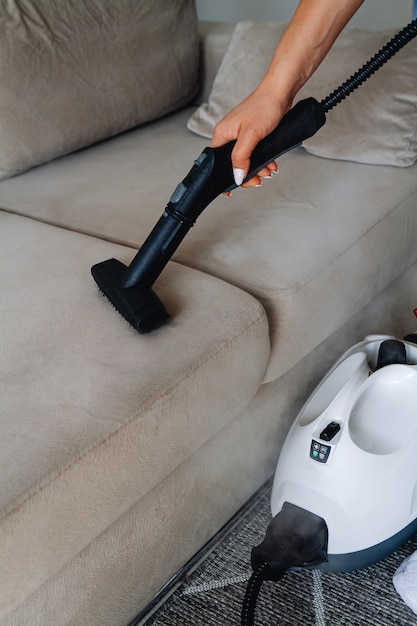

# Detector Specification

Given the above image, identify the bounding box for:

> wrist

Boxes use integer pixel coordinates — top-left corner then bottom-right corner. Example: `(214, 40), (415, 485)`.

(254, 75), (294, 119)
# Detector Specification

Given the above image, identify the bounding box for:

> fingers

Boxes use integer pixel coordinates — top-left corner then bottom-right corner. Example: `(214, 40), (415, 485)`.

(225, 163), (278, 194)
(241, 162), (278, 188)
(222, 161), (278, 195)
(210, 90), (284, 190)
(234, 160), (279, 187)
(225, 122), (280, 187)
(211, 108), (269, 185)
(230, 126), (263, 185)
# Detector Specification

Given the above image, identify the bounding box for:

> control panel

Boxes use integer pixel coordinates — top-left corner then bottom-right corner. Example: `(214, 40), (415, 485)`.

(310, 440), (331, 463)
(310, 421), (341, 463)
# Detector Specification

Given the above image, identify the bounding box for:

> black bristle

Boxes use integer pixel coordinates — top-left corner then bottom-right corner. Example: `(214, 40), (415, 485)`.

(91, 259), (169, 333)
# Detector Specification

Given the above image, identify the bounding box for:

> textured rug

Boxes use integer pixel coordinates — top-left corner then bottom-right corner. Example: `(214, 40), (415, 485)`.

(142, 479), (417, 626)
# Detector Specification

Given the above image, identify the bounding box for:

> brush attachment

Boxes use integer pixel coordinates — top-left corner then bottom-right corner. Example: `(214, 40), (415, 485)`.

(91, 258), (169, 333)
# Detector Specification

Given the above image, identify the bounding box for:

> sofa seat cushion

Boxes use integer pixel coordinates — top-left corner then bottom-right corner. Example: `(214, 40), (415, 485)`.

(0, 0), (199, 180)
(0, 212), (269, 618)
(1, 108), (416, 384)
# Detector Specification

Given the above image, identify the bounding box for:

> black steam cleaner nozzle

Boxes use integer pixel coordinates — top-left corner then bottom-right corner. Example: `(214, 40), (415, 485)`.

(91, 98), (326, 332)
(91, 258), (170, 333)
(241, 502), (328, 626)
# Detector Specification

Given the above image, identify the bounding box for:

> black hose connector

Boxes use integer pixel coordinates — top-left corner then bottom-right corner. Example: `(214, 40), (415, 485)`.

(241, 503), (328, 626)
(321, 18), (417, 113)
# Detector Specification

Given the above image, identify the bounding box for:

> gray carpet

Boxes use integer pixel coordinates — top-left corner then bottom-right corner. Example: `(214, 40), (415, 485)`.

(143, 480), (417, 625)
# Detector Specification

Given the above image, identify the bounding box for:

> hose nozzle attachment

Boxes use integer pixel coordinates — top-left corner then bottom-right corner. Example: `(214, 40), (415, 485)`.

(91, 258), (169, 333)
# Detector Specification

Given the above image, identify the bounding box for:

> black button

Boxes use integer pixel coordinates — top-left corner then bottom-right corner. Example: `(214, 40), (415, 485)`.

(320, 422), (341, 442)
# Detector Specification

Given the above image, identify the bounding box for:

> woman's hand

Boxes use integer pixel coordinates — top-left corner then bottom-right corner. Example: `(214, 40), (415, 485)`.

(210, 83), (289, 187)
(209, 0), (364, 190)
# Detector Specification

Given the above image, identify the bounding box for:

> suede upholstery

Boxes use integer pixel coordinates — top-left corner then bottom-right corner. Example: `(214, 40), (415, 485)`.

(0, 213), (269, 619)
(1, 12), (417, 626)
(1, 108), (416, 383)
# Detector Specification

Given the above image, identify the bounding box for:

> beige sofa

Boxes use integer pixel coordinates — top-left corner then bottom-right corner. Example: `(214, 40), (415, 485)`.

(1, 2), (416, 625)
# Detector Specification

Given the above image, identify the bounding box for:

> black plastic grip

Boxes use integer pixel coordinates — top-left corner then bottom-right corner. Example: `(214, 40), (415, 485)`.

(245, 97), (326, 184)
(122, 97), (326, 289)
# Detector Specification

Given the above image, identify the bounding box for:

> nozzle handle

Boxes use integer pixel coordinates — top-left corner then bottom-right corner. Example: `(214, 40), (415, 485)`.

(122, 98), (325, 289)
(243, 96), (326, 186)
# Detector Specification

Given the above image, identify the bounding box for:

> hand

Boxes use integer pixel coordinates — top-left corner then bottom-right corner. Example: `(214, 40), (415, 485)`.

(209, 0), (364, 190)
(210, 84), (291, 188)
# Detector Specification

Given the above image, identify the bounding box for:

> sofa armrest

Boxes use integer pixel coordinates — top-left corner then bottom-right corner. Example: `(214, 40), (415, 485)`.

(195, 21), (236, 105)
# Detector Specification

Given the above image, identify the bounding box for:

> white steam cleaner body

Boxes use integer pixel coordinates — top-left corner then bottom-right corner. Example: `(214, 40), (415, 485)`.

(271, 334), (417, 572)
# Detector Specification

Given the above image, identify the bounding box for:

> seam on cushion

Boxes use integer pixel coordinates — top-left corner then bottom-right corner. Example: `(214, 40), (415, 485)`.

(1, 300), (268, 521)
(0, 206), (140, 245)
(0, 208), (150, 270)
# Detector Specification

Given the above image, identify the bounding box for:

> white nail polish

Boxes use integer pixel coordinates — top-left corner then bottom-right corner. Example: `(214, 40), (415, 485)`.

(233, 168), (245, 186)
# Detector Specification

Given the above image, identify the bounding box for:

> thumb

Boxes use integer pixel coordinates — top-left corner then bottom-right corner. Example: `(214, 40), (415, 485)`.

(230, 130), (260, 186)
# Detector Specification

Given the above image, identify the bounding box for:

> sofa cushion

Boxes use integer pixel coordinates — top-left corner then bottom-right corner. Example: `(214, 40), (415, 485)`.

(0, 0), (199, 181)
(1, 107), (416, 384)
(187, 20), (417, 167)
(0, 212), (269, 618)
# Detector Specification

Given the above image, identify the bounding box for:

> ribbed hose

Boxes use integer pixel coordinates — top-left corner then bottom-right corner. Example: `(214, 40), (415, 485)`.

(321, 18), (417, 113)
(241, 562), (271, 626)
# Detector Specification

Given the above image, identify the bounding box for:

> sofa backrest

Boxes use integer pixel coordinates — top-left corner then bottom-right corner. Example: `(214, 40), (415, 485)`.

(0, 0), (199, 180)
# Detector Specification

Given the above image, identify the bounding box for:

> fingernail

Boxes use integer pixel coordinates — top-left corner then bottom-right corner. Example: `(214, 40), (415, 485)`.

(233, 167), (245, 186)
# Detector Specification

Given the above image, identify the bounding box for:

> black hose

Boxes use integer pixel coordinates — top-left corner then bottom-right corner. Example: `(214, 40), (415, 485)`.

(321, 18), (417, 113)
(241, 562), (271, 626)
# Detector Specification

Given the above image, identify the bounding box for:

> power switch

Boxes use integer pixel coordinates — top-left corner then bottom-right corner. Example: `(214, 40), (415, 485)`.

(319, 421), (340, 442)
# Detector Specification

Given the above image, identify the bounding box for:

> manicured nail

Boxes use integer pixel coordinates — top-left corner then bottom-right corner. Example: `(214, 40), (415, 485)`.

(233, 167), (245, 186)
